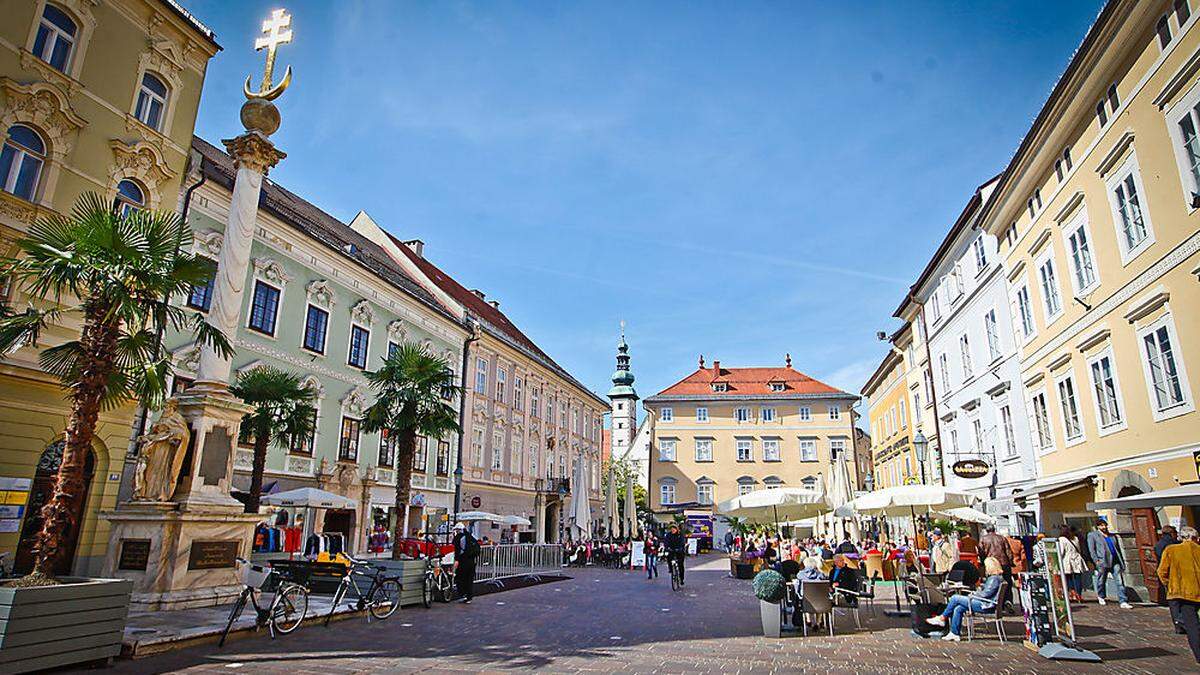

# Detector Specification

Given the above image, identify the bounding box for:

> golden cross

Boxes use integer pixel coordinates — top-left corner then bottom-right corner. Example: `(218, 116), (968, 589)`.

(244, 8), (293, 100)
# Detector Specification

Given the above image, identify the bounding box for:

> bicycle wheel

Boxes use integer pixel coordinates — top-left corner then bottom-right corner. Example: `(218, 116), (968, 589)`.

(670, 562), (681, 592)
(440, 575), (456, 603)
(422, 575), (433, 609)
(269, 584), (308, 636)
(369, 578), (402, 619)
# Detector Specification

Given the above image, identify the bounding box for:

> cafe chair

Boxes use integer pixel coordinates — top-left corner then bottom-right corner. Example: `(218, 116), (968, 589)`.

(965, 582), (1009, 643)
(858, 572), (880, 615)
(799, 580), (835, 637)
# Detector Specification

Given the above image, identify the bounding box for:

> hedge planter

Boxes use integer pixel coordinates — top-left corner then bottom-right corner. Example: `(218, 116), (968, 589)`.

(759, 599), (783, 638)
(0, 577), (133, 674)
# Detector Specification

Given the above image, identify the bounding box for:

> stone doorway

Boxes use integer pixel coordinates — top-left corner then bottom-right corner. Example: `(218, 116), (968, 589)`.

(14, 440), (96, 576)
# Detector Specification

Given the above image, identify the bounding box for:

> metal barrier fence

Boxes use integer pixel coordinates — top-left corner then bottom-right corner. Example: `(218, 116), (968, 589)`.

(475, 544), (562, 582)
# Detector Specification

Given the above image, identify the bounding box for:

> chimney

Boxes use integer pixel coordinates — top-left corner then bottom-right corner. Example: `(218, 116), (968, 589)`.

(712, 360), (720, 375)
(698, 354), (705, 369)
(489, 300), (500, 310)
(471, 289), (485, 300)
(402, 239), (424, 257)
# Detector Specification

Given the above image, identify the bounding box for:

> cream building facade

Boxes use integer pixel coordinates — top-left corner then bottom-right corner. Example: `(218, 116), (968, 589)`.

(0, 0), (219, 575)
(862, 332), (916, 490)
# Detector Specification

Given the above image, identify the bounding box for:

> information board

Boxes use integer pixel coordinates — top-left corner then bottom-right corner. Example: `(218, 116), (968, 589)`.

(187, 540), (239, 570)
(630, 541), (646, 569)
(1037, 540), (1075, 642)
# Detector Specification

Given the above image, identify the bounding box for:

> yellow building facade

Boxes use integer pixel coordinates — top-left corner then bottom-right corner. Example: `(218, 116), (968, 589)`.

(862, 331), (918, 490)
(979, 0), (1200, 531)
(0, 0), (218, 575)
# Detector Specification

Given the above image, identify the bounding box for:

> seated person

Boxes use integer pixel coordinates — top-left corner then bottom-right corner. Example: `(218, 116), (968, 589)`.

(829, 554), (861, 606)
(926, 556), (1004, 642)
(797, 556), (827, 581)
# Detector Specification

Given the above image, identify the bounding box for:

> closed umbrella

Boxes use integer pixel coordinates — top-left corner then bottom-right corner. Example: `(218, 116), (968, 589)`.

(569, 459), (592, 540)
(624, 470), (637, 539)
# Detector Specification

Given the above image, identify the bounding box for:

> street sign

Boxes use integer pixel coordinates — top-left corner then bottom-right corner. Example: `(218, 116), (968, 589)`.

(952, 459), (990, 479)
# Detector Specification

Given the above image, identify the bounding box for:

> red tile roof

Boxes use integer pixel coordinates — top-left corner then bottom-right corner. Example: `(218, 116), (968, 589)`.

(649, 362), (854, 400)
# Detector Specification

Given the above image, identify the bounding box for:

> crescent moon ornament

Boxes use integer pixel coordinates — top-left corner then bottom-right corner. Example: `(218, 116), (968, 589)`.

(243, 65), (292, 101)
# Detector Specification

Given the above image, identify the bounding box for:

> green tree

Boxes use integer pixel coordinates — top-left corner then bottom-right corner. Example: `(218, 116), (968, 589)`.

(359, 341), (460, 559)
(229, 366), (318, 514)
(604, 456), (647, 526)
(0, 193), (230, 582)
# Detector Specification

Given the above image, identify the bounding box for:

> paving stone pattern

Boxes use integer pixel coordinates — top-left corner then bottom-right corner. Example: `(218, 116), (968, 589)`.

(85, 554), (1197, 674)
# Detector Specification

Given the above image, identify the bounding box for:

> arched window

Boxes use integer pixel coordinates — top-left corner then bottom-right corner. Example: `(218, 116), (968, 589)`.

(736, 475), (757, 496)
(800, 476), (819, 490)
(33, 4), (77, 73)
(134, 73), (169, 130)
(115, 179), (144, 216)
(1, 125), (46, 201)
(763, 475), (784, 490)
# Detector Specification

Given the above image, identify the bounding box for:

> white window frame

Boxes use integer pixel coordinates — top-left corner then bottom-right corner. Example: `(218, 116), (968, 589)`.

(496, 367), (507, 402)
(798, 406), (811, 421)
(134, 72), (169, 131)
(761, 407), (776, 423)
(696, 482), (714, 506)
(939, 353), (952, 391)
(734, 406), (750, 423)
(695, 407), (709, 423)
(1014, 283), (1037, 342)
(1137, 311), (1195, 421)
(660, 407), (673, 423)
(997, 401), (1018, 460)
(737, 482), (755, 497)
(959, 333), (973, 379)
(984, 308), (1001, 362)
(658, 438), (677, 462)
(474, 357), (488, 395)
(970, 417), (984, 454)
(762, 438), (780, 462)
(735, 438), (752, 462)
(660, 482), (676, 506)
(491, 431), (504, 470)
(1087, 346), (1128, 437)
(1105, 152), (1156, 265)
(1028, 389), (1054, 454)
(828, 405), (840, 421)
(1055, 371), (1086, 447)
(695, 438), (713, 462)
(798, 438), (818, 462)
(972, 237), (988, 274)
(1062, 208), (1100, 297)
(1035, 249), (1064, 325)
(1165, 76), (1200, 210)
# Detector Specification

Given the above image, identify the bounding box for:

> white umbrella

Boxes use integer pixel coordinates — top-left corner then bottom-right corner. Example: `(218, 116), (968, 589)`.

(261, 487), (356, 509)
(624, 470), (637, 538)
(502, 514), (532, 527)
(715, 487), (829, 525)
(937, 506), (995, 525)
(843, 484), (977, 517)
(569, 459), (592, 540)
(455, 510), (506, 523)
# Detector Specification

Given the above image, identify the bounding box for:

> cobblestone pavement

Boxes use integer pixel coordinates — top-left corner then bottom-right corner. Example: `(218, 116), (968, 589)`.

(92, 554), (1196, 674)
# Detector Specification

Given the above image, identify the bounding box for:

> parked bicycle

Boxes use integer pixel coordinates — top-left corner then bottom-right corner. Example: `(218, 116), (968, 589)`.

(219, 558), (309, 647)
(421, 553), (456, 607)
(324, 555), (402, 624)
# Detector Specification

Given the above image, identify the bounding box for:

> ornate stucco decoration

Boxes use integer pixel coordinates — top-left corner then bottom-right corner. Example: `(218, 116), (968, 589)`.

(108, 140), (176, 209)
(195, 229), (223, 257)
(341, 386), (369, 417)
(386, 320), (407, 343)
(251, 256), (292, 285)
(223, 132), (285, 175)
(173, 343), (201, 375)
(306, 279), (335, 308)
(350, 299), (376, 326)
(299, 374), (325, 399)
(0, 78), (86, 161)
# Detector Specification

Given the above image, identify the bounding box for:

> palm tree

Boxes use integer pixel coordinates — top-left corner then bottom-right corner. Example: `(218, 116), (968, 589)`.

(360, 341), (460, 559)
(0, 193), (231, 583)
(229, 366), (318, 514)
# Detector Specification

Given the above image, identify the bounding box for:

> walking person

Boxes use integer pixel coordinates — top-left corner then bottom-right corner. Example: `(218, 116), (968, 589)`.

(1087, 519), (1132, 609)
(452, 523), (480, 604)
(1158, 525), (1200, 664)
(930, 528), (956, 574)
(1058, 525), (1088, 603)
(644, 532), (659, 580)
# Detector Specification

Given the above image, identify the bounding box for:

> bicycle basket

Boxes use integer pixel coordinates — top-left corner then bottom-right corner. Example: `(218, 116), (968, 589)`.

(235, 559), (272, 589)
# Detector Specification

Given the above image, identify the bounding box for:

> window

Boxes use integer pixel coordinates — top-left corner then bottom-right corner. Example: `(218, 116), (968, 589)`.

(959, 334), (973, 377)
(734, 407), (749, 422)
(471, 430), (483, 466)
(828, 405), (840, 420)
(437, 440), (450, 476)
(913, 392), (923, 424)
(474, 357), (487, 394)
(799, 438), (817, 462)
(187, 258), (216, 312)
(1108, 156), (1154, 260)
(831, 438), (846, 460)
(1, 125), (45, 201)
(1158, 14), (1173, 49)
(695, 407), (708, 422)
(377, 430), (396, 468)
(491, 432), (503, 470)
(1005, 223), (1018, 248)
(738, 482), (755, 496)
(985, 309), (1001, 361)
(248, 280), (280, 335)
(1178, 0), (1192, 24)
(800, 476), (818, 490)
(511, 439), (520, 474)
(513, 377), (524, 410)
(761, 407), (776, 422)
(971, 418), (983, 453)
(939, 353), (951, 390)
(763, 439), (780, 461)
(339, 416), (361, 461)
(1016, 285), (1035, 339)
(1030, 391), (1052, 451)
(1055, 159), (1064, 182)
(1141, 319), (1190, 414)
(798, 406), (811, 421)
(530, 389), (539, 417)
(1037, 255), (1062, 321)
(973, 237), (988, 272)
(1027, 190), (1042, 218)
(660, 407), (673, 422)
(1063, 146), (1074, 172)
(1089, 352), (1125, 432)
(711, 382), (727, 392)
(659, 438), (676, 461)
(952, 264), (965, 297)
(736, 439), (752, 462)
(496, 368), (506, 402)
(1108, 83), (1120, 113)
(134, 73), (169, 131)
(33, 5), (76, 73)
(899, 399), (907, 429)
(289, 408), (316, 455)
(1096, 99), (1109, 127)
(348, 324), (369, 368)
(302, 305), (328, 354)
(660, 482), (676, 505)
(1064, 215), (1098, 294)
(697, 483), (714, 505)
(695, 438), (714, 462)
(930, 290), (942, 322)
(769, 382), (785, 392)
(1057, 375), (1083, 443)
(114, 179), (144, 216)
(764, 477), (783, 490)
(999, 404), (1017, 459)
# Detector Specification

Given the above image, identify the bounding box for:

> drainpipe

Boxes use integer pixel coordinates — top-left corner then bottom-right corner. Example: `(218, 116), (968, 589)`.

(118, 164), (207, 503)
(452, 318), (479, 525)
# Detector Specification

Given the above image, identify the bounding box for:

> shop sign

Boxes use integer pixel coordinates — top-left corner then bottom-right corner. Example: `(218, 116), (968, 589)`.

(952, 459), (991, 479)
(410, 493), (426, 508)
(470, 496), (482, 509)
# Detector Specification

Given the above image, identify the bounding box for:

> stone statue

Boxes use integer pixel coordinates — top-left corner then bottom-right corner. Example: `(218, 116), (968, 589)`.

(132, 399), (191, 502)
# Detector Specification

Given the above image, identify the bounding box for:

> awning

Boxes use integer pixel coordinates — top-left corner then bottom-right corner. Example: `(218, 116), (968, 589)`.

(1013, 475), (1095, 505)
(1088, 484), (1200, 511)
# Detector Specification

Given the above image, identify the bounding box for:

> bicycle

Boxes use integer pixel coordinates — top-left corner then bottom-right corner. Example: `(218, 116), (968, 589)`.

(219, 558), (309, 647)
(324, 555), (402, 624)
(667, 552), (684, 592)
(421, 554), (455, 607)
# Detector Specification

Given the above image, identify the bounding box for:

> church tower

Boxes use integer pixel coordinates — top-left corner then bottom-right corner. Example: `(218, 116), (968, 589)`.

(607, 323), (638, 461)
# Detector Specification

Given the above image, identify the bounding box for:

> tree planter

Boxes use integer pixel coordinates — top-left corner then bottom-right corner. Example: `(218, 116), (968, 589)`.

(759, 599), (782, 638)
(0, 577), (132, 674)
(731, 560), (756, 579)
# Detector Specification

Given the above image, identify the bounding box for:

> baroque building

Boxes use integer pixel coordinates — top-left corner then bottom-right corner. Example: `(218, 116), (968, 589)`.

(0, 0), (219, 576)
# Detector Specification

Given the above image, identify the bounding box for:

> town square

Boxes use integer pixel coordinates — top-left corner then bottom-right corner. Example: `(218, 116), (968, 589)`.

(1, 0), (1200, 673)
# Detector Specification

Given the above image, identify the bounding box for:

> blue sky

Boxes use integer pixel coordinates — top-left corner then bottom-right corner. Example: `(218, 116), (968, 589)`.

(186, 0), (1104, 415)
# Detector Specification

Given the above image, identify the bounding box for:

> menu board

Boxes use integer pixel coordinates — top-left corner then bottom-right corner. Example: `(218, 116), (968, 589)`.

(187, 540), (239, 570)
(630, 541), (645, 568)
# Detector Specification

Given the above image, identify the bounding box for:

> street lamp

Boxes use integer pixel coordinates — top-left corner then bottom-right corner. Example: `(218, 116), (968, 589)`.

(913, 431), (928, 484)
(452, 466), (463, 525)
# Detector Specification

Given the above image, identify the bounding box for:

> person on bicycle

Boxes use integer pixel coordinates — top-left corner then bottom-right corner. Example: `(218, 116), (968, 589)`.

(452, 522), (480, 604)
(663, 523), (688, 586)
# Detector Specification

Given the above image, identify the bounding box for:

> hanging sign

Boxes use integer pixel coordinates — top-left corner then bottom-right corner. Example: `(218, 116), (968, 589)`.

(952, 459), (991, 479)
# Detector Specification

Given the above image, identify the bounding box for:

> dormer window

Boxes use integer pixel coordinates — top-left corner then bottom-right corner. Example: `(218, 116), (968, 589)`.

(769, 382), (785, 392)
(711, 382), (727, 392)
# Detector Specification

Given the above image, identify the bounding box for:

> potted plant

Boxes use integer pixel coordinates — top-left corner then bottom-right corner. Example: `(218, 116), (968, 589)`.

(753, 569), (787, 637)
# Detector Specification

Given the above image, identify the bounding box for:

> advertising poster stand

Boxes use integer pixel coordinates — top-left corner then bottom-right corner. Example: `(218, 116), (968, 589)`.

(1030, 541), (1101, 662)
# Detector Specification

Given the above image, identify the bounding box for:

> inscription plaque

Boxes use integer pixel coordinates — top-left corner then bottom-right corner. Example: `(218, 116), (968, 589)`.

(187, 539), (239, 570)
(117, 538), (151, 571)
